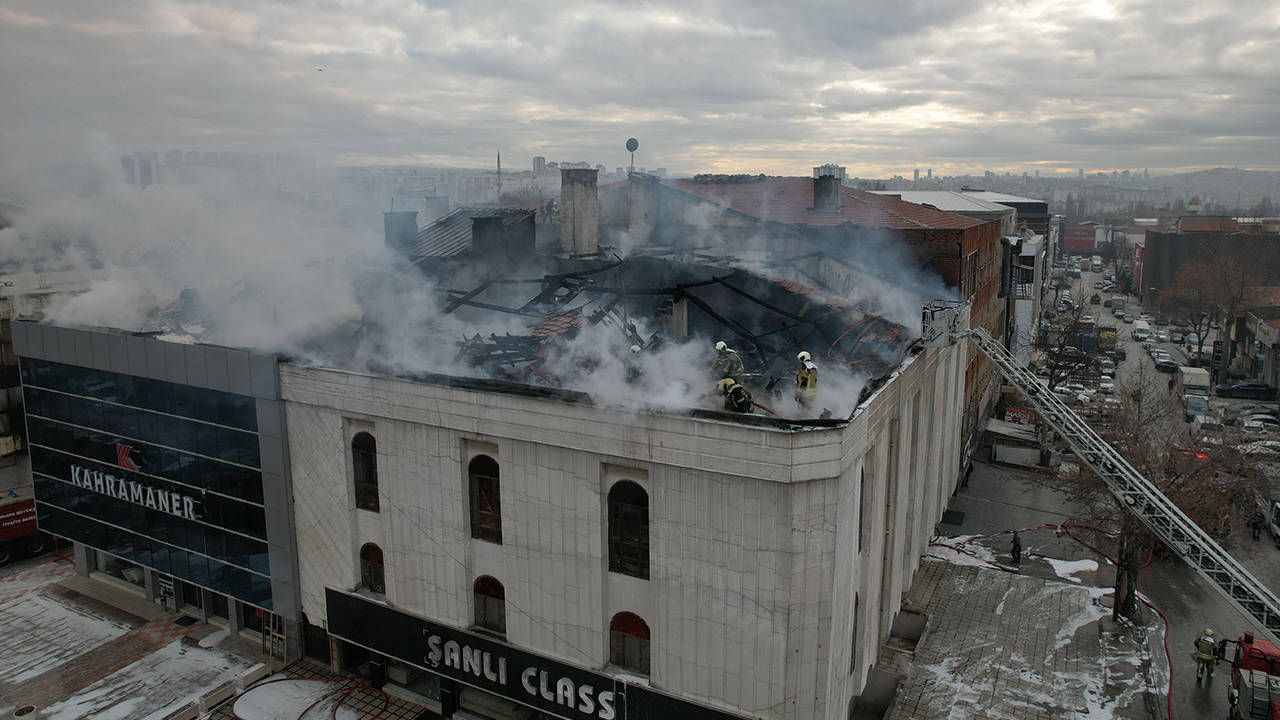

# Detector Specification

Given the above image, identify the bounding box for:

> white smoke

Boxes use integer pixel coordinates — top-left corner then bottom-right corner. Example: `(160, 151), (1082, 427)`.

(0, 136), (948, 422)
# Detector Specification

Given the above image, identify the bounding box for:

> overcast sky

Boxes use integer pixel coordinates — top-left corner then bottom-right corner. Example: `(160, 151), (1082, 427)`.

(1, 0), (1277, 177)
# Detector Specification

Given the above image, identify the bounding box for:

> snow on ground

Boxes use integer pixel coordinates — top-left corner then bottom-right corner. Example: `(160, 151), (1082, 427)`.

(1046, 557), (1099, 583)
(41, 638), (256, 720)
(0, 558), (74, 602)
(198, 628), (230, 647)
(926, 534), (1004, 567)
(232, 676), (361, 720)
(0, 592), (131, 683)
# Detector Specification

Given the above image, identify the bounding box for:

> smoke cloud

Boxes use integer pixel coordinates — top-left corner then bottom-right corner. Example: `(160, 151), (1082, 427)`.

(1, 134), (953, 422)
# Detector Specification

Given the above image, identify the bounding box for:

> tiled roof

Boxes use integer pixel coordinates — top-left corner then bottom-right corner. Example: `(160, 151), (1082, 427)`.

(662, 177), (987, 230)
(1245, 286), (1280, 309)
(1178, 216), (1239, 233)
(530, 310), (584, 338)
(407, 207), (532, 258)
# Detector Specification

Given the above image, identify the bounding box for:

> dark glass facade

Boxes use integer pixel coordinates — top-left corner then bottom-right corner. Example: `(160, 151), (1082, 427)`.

(20, 357), (273, 609)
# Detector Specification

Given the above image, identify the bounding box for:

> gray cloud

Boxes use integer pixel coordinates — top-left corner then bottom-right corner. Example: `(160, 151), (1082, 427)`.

(0, 0), (1277, 175)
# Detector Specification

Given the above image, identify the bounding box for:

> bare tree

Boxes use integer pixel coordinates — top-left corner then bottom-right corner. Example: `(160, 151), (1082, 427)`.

(1044, 364), (1263, 620)
(1035, 283), (1106, 391)
(1157, 256), (1255, 361)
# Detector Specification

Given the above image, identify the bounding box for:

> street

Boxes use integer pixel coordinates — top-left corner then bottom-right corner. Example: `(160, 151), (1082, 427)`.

(1050, 259), (1279, 719)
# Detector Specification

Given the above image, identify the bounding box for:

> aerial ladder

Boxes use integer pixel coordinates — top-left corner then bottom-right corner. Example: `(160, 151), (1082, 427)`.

(922, 300), (1280, 646)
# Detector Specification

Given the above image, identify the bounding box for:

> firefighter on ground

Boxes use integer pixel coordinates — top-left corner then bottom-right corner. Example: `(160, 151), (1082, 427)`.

(795, 351), (818, 407)
(1194, 626), (1217, 681)
(717, 377), (755, 413)
(711, 340), (744, 378)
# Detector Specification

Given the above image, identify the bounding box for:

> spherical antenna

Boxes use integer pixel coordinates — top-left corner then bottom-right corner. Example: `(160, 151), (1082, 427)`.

(625, 138), (639, 152)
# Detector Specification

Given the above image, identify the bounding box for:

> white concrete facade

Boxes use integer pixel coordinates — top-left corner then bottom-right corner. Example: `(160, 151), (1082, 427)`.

(282, 341), (966, 720)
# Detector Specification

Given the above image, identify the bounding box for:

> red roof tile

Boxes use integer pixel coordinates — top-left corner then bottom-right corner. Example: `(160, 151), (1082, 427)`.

(663, 176), (987, 230)
(530, 310), (584, 338)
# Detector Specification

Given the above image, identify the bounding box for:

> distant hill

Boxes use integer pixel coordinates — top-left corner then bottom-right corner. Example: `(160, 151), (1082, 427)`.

(1149, 168), (1280, 208)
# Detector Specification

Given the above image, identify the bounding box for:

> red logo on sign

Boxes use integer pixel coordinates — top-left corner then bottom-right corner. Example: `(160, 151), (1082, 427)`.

(116, 444), (141, 471)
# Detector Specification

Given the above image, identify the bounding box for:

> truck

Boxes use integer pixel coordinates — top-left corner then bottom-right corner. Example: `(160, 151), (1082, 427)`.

(1098, 326), (1117, 352)
(1111, 296), (1126, 313)
(0, 495), (48, 565)
(1222, 633), (1280, 718)
(1179, 366), (1212, 398)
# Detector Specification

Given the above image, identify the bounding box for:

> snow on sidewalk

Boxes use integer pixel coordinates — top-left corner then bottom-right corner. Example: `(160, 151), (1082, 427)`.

(0, 592), (131, 684)
(40, 638), (257, 720)
(232, 675), (361, 720)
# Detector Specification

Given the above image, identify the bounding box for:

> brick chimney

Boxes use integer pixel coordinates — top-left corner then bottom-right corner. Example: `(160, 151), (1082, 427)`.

(560, 168), (599, 256)
(813, 175), (842, 212)
(383, 211), (419, 255)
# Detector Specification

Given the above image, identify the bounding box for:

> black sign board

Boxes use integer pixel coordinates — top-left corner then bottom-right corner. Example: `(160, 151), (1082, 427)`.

(1213, 340), (1224, 369)
(325, 588), (744, 720)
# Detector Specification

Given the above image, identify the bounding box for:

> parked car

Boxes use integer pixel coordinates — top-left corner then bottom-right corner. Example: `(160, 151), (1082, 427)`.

(1098, 378), (1115, 393)
(1079, 315), (1095, 324)
(1186, 332), (1200, 346)
(1172, 317), (1190, 328)
(1113, 347), (1127, 361)
(1240, 440), (1280, 459)
(1103, 299), (1113, 308)
(1216, 382), (1278, 399)
(1123, 314), (1135, 324)
(1170, 331), (1184, 343)
(1243, 420), (1274, 438)
(1155, 330), (1168, 342)
(1061, 383), (1095, 396)
(1156, 358), (1180, 373)
(1156, 316), (1169, 326)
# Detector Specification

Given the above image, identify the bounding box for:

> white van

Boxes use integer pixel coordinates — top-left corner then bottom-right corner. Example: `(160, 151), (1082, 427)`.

(1132, 319), (1151, 341)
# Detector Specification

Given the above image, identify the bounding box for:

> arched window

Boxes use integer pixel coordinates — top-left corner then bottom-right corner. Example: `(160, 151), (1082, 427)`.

(609, 612), (650, 675)
(359, 543), (384, 594)
(607, 481), (648, 579)
(469, 455), (502, 544)
(473, 575), (506, 636)
(352, 432), (379, 512)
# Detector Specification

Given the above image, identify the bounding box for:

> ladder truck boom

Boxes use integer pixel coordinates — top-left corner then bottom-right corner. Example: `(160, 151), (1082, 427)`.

(922, 300), (1280, 646)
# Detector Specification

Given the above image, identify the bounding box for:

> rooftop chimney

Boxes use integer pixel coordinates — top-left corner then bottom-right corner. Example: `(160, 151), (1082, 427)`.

(560, 168), (599, 256)
(383, 211), (419, 255)
(814, 175), (842, 212)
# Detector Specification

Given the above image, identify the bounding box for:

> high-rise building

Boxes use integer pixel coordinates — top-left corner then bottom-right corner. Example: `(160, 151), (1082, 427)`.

(927, 168), (932, 179)
(1079, 168), (1085, 179)
(913, 169), (920, 182)
(812, 163), (847, 181)
(532, 156), (546, 173)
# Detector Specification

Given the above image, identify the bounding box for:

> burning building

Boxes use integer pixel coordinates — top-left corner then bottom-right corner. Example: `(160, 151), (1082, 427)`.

(11, 167), (982, 720)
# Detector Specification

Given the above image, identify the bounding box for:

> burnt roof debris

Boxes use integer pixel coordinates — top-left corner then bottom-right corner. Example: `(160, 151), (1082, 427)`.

(437, 251), (917, 417)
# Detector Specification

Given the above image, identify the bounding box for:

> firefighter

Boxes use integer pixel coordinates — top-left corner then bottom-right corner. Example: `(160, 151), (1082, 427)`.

(795, 350), (818, 407)
(711, 341), (744, 378)
(625, 344), (643, 384)
(717, 377), (755, 413)
(1194, 627), (1217, 682)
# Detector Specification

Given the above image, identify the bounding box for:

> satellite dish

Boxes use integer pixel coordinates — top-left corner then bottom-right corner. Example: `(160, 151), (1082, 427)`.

(625, 138), (639, 152)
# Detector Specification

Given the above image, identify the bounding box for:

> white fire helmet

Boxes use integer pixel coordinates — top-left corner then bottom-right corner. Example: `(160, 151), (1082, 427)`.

(630, 344), (642, 354)
(715, 340), (728, 352)
(797, 350), (812, 363)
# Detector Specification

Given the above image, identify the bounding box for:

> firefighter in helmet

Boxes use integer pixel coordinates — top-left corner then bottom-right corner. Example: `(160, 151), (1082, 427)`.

(625, 344), (643, 384)
(795, 350), (818, 407)
(1194, 626), (1217, 682)
(711, 340), (744, 378)
(717, 377), (755, 413)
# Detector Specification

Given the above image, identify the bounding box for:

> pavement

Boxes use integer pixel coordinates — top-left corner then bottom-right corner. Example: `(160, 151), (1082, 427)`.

(0, 553), (429, 719)
(876, 460), (1166, 719)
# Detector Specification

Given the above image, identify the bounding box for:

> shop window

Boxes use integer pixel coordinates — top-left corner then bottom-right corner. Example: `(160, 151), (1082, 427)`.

(468, 455), (502, 544)
(608, 612), (650, 675)
(472, 575), (506, 636)
(352, 432), (379, 512)
(359, 542), (384, 594)
(607, 481), (648, 579)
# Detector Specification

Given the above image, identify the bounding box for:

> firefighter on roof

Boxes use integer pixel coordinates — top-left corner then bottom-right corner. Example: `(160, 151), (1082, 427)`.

(711, 340), (744, 378)
(717, 377), (755, 413)
(795, 351), (818, 407)
(625, 344), (643, 384)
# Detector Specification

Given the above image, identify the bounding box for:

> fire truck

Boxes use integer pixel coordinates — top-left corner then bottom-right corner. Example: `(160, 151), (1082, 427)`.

(1221, 633), (1280, 719)
(922, 300), (1280, 710)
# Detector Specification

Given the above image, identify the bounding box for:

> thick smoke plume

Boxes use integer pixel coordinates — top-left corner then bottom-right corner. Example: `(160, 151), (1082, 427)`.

(1, 134), (954, 422)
